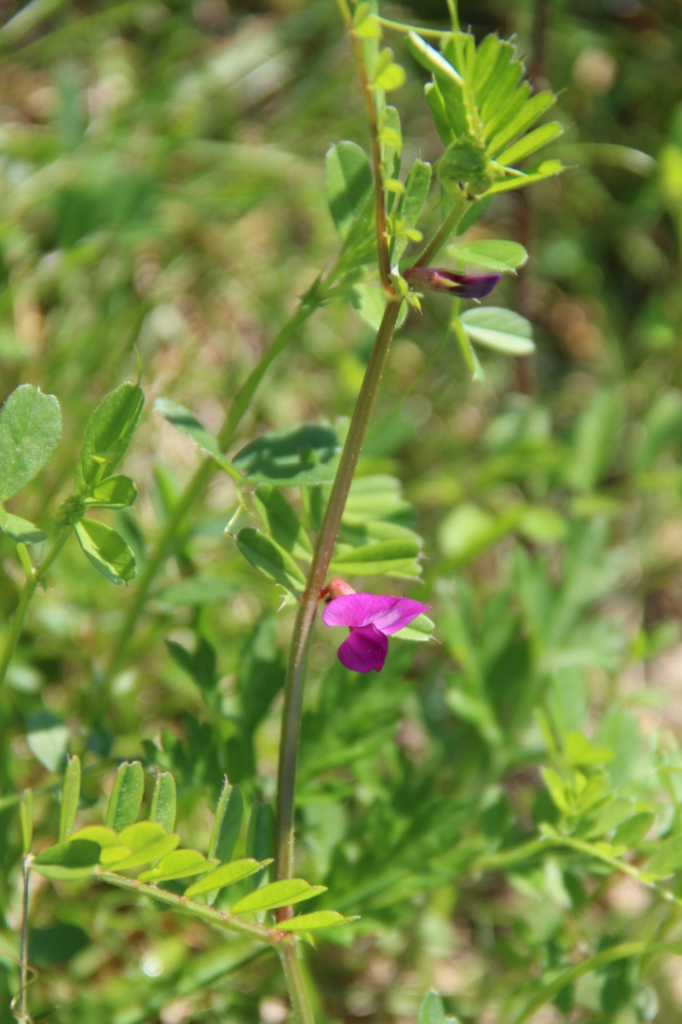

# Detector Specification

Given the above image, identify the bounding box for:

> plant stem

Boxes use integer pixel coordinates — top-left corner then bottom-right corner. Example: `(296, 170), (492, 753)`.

(0, 525), (71, 689)
(98, 870), (282, 944)
(412, 189), (467, 268)
(278, 942), (316, 1024)
(346, 22), (393, 292)
(274, 298), (401, 895)
(19, 860), (30, 1022)
(102, 299), (320, 686)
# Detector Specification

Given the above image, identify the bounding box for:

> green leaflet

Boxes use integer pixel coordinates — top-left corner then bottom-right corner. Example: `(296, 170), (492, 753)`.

(330, 539), (421, 577)
(460, 307), (535, 356)
(647, 836), (682, 879)
(254, 485), (312, 559)
(32, 839), (100, 881)
(150, 772), (177, 833)
(84, 474), (138, 509)
(0, 384), (61, 501)
(0, 507), (46, 544)
(154, 397), (240, 480)
(419, 991), (459, 1024)
(138, 848), (217, 883)
(447, 239), (528, 273)
(230, 878), (326, 915)
(209, 780), (243, 865)
(76, 382), (144, 494)
(325, 141), (373, 241)
(236, 528), (306, 594)
(276, 910), (350, 932)
(233, 424), (339, 486)
(392, 158), (432, 262)
(26, 710), (69, 772)
(74, 518), (136, 585)
(184, 858), (265, 898)
(496, 121), (564, 168)
(106, 761), (144, 831)
(105, 832), (180, 870)
(59, 755), (81, 842)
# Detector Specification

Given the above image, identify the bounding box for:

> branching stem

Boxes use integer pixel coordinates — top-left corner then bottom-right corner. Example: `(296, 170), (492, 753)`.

(98, 870), (286, 944)
(0, 525), (72, 689)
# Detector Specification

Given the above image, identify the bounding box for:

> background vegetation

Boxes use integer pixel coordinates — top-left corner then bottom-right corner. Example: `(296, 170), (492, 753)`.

(2, 0), (682, 1021)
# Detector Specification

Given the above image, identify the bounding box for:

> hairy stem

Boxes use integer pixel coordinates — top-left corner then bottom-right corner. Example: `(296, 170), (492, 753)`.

(345, 17), (393, 292)
(274, 298), (401, 894)
(102, 299), (320, 686)
(0, 525), (71, 689)
(98, 870), (284, 944)
(278, 942), (316, 1024)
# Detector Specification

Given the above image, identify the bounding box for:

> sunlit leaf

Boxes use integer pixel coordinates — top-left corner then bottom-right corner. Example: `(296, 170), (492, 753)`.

(138, 848), (216, 883)
(76, 382), (144, 494)
(0, 384), (61, 500)
(233, 425), (339, 486)
(460, 307), (535, 356)
(154, 398), (239, 480)
(230, 879), (326, 915)
(236, 528), (306, 594)
(74, 518), (136, 585)
(325, 141), (373, 240)
(184, 858), (265, 897)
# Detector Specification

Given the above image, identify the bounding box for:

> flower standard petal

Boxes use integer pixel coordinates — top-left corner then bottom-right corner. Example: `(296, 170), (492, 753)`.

(322, 593), (402, 629)
(337, 625), (389, 673)
(371, 597), (431, 636)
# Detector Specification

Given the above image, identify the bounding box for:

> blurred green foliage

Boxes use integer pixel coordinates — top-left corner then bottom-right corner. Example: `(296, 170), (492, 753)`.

(2, 0), (682, 1021)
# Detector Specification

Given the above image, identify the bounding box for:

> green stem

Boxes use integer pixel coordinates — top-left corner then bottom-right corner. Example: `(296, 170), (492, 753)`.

(98, 870), (283, 944)
(102, 299), (320, 686)
(274, 298), (401, 893)
(412, 190), (468, 268)
(19, 861), (30, 1022)
(278, 942), (315, 1024)
(512, 940), (682, 1024)
(0, 525), (71, 689)
(346, 20), (393, 292)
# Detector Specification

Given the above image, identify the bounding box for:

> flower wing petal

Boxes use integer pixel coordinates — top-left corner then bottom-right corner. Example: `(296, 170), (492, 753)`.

(337, 625), (389, 673)
(372, 597), (431, 635)
(323, 593), (400, 629)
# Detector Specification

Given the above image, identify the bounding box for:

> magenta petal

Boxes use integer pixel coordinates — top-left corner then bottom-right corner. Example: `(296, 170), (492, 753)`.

(337, 625), (389, 673)
(372, 597), (430, 636)
(323, 593), (403, 629)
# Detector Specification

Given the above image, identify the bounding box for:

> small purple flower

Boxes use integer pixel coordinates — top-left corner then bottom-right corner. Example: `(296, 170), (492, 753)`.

(404, 266), (501, 299)
(322, 588), (430, 673)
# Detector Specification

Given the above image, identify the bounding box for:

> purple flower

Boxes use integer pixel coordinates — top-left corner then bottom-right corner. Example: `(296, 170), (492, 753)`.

(404, 266), (501, 299)
(322, 588), (430, 673)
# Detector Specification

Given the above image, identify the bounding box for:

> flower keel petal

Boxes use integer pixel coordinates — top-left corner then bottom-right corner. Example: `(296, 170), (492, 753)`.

(337, 625), (389, 673)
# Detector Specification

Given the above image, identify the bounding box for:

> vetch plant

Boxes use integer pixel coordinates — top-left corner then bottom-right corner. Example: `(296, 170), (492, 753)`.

(2, 1), (581, 1021)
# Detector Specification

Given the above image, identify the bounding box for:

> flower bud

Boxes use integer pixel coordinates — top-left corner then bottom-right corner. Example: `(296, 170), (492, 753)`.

(403, 267), (501, 299)
(327, 578), (356, 599)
